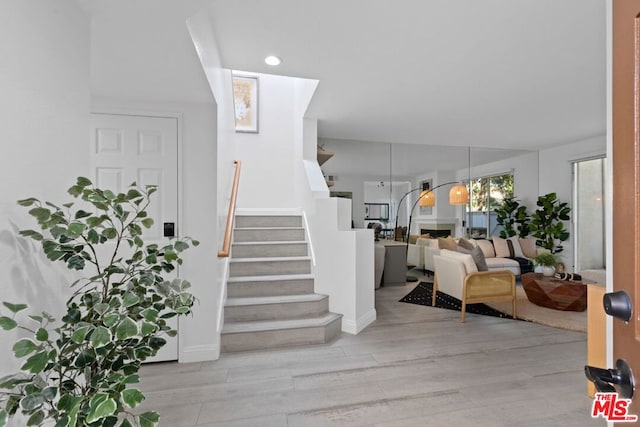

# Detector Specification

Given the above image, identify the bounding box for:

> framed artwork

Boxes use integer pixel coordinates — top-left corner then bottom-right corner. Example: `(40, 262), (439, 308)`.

(232, 75), (259, 133)
(419, 179), (433, 215)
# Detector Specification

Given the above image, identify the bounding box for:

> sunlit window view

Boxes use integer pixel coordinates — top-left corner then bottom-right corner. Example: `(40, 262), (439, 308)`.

(466, 173), (514, 238)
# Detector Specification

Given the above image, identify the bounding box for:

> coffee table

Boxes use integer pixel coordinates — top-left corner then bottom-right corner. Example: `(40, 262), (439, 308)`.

(520, 272), (587, 312)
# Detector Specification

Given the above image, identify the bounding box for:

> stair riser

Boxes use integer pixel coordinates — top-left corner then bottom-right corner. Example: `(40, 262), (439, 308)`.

(235, 216), (302, 228)
(234, 228), (305, 242)
(221, 317), (342, 353)
(230, 260), (311, 277)
(232, 243), (307, 258)
(224, 299), (329, 322)
(227, 279), (315, 297)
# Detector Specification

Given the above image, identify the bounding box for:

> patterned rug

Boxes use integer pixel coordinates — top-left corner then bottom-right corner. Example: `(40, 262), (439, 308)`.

(400, 281), (588, 332)
(399, 281), (514, 319)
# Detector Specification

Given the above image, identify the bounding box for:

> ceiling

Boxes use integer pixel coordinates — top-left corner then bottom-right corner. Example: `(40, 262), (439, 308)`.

(77, 0), (606, 155)
(207, 0), (606, 151)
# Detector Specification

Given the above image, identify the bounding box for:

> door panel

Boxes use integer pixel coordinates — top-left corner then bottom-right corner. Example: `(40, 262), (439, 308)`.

(613, 0), (640, 418)
(91, 113), (179, 362)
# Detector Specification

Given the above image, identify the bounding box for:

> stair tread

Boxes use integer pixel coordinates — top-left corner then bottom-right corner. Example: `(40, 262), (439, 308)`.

(227, 273), (314, 283)
(221, 313), (342, 334)
(229, 256), (311, 263)
(234, 226), (304, 230)
(226, 293), (326, 307)
(232, 241), (307, 246)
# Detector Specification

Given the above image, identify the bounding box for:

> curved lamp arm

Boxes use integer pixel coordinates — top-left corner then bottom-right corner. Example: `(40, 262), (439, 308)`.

(406, 181), (460, 243)
(394, 187), (423, 237)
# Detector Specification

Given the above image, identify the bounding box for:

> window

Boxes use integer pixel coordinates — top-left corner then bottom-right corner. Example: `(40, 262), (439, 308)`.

(573, 158), (605, 272)
(466, 173), (514, 238)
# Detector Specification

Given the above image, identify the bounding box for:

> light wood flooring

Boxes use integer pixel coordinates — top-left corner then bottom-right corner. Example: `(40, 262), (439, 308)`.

(138, 279), (603, 426)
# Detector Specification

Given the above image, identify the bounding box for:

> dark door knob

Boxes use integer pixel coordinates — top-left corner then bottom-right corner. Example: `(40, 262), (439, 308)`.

(603, 290), (633, 322)
(585, 359), (635, 399)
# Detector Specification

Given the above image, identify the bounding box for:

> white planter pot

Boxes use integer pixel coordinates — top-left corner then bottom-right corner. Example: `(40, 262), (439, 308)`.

(541, 266), (555, 277)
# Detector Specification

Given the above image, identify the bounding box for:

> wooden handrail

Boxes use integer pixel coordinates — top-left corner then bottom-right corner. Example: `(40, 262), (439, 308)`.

(218, 160), (241, 258)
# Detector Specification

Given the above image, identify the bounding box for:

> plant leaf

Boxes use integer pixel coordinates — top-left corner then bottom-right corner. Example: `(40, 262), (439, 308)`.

(0, 317), (17, 331)
(35, 327), (49, 342)
(74, 349), (96, 368)
(21, 351), (49, 374)
(122, 292), (140, 308)
(71, 326), (91, 343)
(116, 317), (139, 340)
(90, 326), (112, 348)
(13, 339), (38, 358)
(26, 410), (45, 426)
(2, 302), (28, 314)
(20, 393), (46, 411)
(121, 388), (145, 409)
(86, 397), (117, 424)
(138, 411), (160, 427)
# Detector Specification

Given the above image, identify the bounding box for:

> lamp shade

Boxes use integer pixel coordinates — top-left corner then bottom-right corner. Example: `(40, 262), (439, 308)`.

(419, 190), (435, 207)
(449, 184), (469, 205)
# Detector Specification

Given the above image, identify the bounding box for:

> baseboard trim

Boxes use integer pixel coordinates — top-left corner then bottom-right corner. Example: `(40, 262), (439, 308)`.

(341, 309), (377, 335)
(179, 344), (219, 363)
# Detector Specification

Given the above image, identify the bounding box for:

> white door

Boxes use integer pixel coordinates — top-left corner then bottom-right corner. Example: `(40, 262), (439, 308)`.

(90, 113), (179, 362)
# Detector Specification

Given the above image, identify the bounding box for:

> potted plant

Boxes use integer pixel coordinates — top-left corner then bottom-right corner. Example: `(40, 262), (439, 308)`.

(533, 252), (558, 276)
(0, 177), (198, 427)
(530, 192), (571, 254)
(494, 196), (530, 238)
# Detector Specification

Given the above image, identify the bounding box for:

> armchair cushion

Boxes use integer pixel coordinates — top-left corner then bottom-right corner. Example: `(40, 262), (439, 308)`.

(440, 249), (478, 274)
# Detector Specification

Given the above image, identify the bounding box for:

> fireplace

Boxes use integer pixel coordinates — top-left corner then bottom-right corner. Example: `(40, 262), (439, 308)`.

(421, 229), (451, 238)
(418, 221), (456, 237)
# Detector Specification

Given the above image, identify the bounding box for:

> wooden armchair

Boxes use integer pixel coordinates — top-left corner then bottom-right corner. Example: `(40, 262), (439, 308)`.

(433, 249), (516, 322)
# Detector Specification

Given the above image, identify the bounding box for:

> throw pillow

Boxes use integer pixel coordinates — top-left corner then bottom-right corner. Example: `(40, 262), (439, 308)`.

(492, 236), (511, 258)
(458, 237), (475, 251)
(438, 237), (458, 251)
(519, 238), (538, 259)
(470, 246), (489, 271)
(457, 246), (471, 254)
(475, 239), (496, 258)
(507, 236), (524, 258)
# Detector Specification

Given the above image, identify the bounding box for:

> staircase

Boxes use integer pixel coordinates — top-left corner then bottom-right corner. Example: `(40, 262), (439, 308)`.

(221, 214), (342, 352)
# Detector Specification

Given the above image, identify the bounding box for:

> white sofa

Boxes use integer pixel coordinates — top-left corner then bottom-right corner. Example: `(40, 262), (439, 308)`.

(425, 237), (542, 276)
(433, 249), (517, 322)
(407, 237), (439, 271)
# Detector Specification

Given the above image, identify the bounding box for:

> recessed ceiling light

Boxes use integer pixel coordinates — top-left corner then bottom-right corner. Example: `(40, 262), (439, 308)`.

(264, 56), (281, 66)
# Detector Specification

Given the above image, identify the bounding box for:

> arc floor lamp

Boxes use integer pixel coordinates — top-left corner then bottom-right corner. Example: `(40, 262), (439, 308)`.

(405, 181), (469, 243)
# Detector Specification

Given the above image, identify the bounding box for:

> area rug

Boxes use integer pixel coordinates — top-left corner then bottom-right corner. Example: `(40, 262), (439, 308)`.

(399, 282), (514, 320)
(400, 282), (587, 332)
(486, 286), (586, 332)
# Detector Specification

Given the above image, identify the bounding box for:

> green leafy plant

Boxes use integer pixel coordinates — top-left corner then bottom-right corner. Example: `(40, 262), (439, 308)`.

(494, 196), (530, 238)
(530, 192), (571, 254)
(533, 251), (558, 267)
(0, 177), (198, 427)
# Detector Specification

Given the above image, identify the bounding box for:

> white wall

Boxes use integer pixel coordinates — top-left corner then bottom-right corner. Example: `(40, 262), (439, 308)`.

(0, 1), (90, 373)
(87, 5), (222, 363)
(232, 73), (298, 208)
